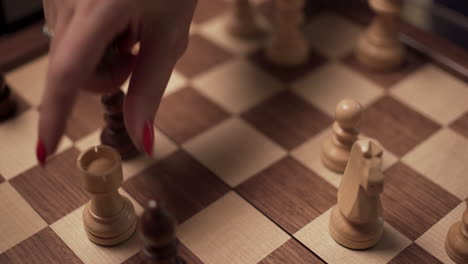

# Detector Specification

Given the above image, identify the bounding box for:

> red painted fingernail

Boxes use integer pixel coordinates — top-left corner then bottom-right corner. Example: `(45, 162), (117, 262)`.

(36, 139), (47, 167)
(142, 120), (154, 156)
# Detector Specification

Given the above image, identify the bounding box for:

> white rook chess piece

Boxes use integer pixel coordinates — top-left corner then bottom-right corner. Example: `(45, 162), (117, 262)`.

(226, 0), (263, 39)
(321, 99), (362, 173)
(77, 145), (137, 246)
(355, 0), (406, 71)
(265, 0), (309, 66)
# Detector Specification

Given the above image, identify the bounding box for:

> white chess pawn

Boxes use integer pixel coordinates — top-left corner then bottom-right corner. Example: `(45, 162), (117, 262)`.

(77, 145), (137, 246)
(265, 0), (309, 66)
(321, 99), (362, 173)
(355, 0), (406, 71)
(226, 0), (263, 38)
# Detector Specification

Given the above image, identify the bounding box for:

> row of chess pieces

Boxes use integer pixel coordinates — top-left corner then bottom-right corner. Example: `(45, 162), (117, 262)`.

(74, 98), (468, 264)
(229, 0), (405, 70)
(322, 98), (468, 263)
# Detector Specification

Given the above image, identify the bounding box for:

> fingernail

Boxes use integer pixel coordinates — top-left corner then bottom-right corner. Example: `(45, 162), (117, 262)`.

(36, 139), (47, 167)
(142, 120), (154, 156)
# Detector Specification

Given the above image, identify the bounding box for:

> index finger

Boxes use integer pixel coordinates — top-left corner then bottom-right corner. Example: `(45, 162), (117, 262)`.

(37, 0), (133, 165)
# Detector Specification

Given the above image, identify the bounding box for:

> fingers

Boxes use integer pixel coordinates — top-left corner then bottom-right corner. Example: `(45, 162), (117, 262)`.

(124, 27), (189, 156)
(37, 0), (132, 165)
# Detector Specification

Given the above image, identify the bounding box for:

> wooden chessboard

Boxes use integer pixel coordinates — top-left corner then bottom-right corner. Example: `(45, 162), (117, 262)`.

(1, 1), (468, 263)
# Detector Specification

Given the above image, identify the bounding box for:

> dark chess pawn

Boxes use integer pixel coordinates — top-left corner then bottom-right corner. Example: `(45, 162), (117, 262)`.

(100, 90), (140, 160)
(0, 74), (17, 121)
(140, 200), (185, 264)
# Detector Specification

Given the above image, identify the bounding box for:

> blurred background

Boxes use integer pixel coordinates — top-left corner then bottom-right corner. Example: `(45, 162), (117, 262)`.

(1, 0), (467, 48)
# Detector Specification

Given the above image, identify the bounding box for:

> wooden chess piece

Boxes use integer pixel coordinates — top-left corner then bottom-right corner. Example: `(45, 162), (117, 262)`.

(77, 145), (138, 246)
(0, 74), (17, 121)
(329, 139), (385, 249)
(140, 200), (185, 264)
(355, 0), (406, 71)
(265, 0), (309, 66)
(321, 99), (362, 173)
(445, 199), (468, 264)
(100, 90), (140, 160)
(226, 0), (263, 39)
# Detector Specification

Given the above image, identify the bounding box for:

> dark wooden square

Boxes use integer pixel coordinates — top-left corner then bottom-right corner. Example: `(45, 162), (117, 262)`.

(10, 88), (31, 118)
(450, 111), (468, 139)
(382, 162), (461, 241)
(0, 227), (82, 264)
(389, 243), (443, 264)
(237, 157), (337, 234)
(123, 244), (202, 264)
(176, 34), (232, 78)
(362, 96), (440, 157)
(259, 239), (324, 264)
(156, 88), (229, 144)
(10, 148), (89, 224)
(242, 91), (332, 149)
(249, 47), (326, 83)
(123, 150), (229, 223)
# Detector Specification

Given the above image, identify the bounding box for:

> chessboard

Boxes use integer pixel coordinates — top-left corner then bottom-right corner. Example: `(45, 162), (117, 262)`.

(1, 1), (468, 263)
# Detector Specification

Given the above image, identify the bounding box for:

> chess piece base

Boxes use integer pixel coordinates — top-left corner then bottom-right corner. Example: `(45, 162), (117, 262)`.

(445, 222), (468, 264)
(0, 85), (17, 121)
(141, 248), (186, 264)
(83, 196), (137, 246)
(355, 35), (405, 71)
(321, 136), (349, 173)
(329, 206), (383, 249)
(101, 128), (140, 160)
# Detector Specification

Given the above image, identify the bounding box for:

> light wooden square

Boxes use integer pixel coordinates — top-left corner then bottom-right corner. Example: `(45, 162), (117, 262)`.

(391, 65), (468, 125)
(304, 12), (363, 58)
(183, 118), (286, 187)
(292, 128), (398, 188)
(416, 201), (465, 264)
(292, 62), (384, 116)
(294, 208), (411, 264)
(75, 127), (177, 181)
(6, 55), (48, 106)
(51, 190), (143, 264)
(179, 191), (290, 264)
(193, 58), (283, 114)
(0, 183), (48, 253)
(0, 110), (72, 180)
(164, 70), (188, 97)
(403, 128), (468, 200)
(199, 11), (269, 55)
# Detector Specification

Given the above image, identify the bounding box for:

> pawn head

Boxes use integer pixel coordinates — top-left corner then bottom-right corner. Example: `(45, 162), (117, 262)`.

(140, 200), (177, 248)
(335, 98), (362, 129)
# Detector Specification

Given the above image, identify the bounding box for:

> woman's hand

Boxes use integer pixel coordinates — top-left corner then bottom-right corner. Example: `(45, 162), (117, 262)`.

(37, 0), (197, 165)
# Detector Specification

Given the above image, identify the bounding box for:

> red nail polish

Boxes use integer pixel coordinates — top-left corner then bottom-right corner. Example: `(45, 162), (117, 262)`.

(36, 139), (47, 166)
(142, 120), (154, 156)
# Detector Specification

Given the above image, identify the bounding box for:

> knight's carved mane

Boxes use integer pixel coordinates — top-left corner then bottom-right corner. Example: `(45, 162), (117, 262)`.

(337, 139), (383, 222)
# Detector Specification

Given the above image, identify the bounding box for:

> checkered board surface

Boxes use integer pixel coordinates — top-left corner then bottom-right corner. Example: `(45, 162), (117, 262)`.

(2, 1), (468, 263)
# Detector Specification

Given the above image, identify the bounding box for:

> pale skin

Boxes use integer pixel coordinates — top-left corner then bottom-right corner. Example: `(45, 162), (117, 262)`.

(38, 0), (197, 164)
